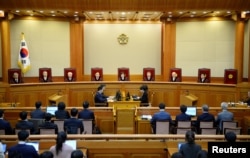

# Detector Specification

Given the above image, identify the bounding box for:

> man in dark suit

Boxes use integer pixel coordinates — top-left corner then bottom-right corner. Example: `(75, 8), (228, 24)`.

(9, 72), (23, 84)
(175, 105), (191, 121)
(78, 101), (95, 122)
(30, 101), (45, 119)
(64, 108), (84, 134)
(16, 111), (35, 134)
(39, 113), (58, 134)
(55, 102), (70, 119)
(8, 130), (39, 158)
(94, 85), (108, 103)
(150, 103), (172, 134)
(196, 104), (215, 132)
(0, 109), (13, 134)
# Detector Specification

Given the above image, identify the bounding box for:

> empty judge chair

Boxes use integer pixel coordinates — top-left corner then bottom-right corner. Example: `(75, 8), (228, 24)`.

(143, 67), (155, 81)
(224, 127), (242, 135)
(91, 67), (103, 81)
(222, 121), (238, 134)
(155, 121), (170, 134)
(118, 67), (130, 81)
(39, 128), (56, 134)
(224, 69), (238, 84)
(198, 68), (210, 83)
(82, 119), (93, 134)
(169, 68), (182, 82)
(64, 68), (76, 82)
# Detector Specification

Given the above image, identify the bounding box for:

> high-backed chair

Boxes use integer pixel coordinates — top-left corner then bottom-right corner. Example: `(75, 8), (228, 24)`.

(224, 69), (238, 84)
(118, 67), (130, 81)
(28, 119), (45, 134)
(91, 67), (103, 81)
(222, 121), (238, 134)
(224, 127), (242, 135)
(176, 128), (191, 134)
(15, 129), (31, 135)
(82, 119), (93, 134)
(143, 67), (155, 81)
(8, 68), (23, 84)
(39, 128), (56, 134)
(199, 121), (214, 128)
(200, 128), (217, 135)
(155, 121), (170, 134)
(64, 68), (76, 82)
(169, 68), (182, 82)
(39, 67), (52, 82)
(92, 91), (108, 107)
(0, 129), (5, 135)
(116, 109), (135, 134)
(54, 119), (65, 132)
(140, 91), (155, 107)
(198, 68), (210, 83)
(176, 121), (192, 134)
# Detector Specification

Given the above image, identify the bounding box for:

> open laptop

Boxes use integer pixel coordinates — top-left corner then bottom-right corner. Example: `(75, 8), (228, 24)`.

(1, 144), (6, 153)
(46, 106), (58, 116)
(185, 107), (197, 117)
(26, 142), (39, 152)
(65, 140), (77, 150)
(178, 142), (185, 151)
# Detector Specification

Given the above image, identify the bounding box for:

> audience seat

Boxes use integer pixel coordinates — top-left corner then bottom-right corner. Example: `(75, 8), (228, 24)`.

(155, 121), (170, 134)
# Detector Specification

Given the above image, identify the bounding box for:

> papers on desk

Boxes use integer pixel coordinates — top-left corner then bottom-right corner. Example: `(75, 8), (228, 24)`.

(107, 96), (115, 102)
(141, 115), (152, 120)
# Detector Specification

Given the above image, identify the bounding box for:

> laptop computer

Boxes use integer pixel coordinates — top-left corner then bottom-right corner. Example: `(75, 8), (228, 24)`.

(1, 144), (6, 153)
(26, 142), (39, 152)
(185, 107), (197, 117)
(46, 106), (58, 116)
(178, 142), (185, 151)
(65, 140), (77, 150)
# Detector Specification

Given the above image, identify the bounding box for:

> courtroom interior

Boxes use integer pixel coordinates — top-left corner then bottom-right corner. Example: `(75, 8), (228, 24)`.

(1, 0), (250, 158)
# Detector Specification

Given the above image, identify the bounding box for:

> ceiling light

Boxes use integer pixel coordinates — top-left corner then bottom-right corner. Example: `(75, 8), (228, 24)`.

(227, 11), (231, 14)
(203, 11), (207, 14)
(168, 12), (172, 14)
(64, 11), (68, 14)
(75, 11), (78, 14)
(16, 10), (20, 13)
(50, 11), (55, 13)
(179, 12), (183, 14)
(40, 11), (44, 13)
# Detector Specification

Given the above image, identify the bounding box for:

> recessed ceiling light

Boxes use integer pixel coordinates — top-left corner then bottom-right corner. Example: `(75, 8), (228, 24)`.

(75, 11), (78, 14)
(52, 14), (56, 16)
(50, 11), (55, 13)
(64, 11), (68, 14)
(40, 11), (44, 13)
(203, 11), (207, 14)
(16, 10), (20, 13)
(227, 11), (231, 14)
(179, 12), (183, 14)
(168, 12), (172, 14)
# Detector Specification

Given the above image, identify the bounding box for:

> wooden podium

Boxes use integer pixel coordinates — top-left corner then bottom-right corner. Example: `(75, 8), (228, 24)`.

(48, 93), (67, 105)
(180, 93), (198, 106)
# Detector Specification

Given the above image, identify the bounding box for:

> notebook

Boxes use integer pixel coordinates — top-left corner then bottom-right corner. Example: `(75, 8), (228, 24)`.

(185, 107), (197, 117)
(26, 142), (39, 152)
(65, 140), (77, 150)
(46, 106), (58, 115)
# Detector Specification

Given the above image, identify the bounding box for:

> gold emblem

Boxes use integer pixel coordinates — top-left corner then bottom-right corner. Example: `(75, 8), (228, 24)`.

(228, 74), (233, 79)
(117, 34), (128, 45)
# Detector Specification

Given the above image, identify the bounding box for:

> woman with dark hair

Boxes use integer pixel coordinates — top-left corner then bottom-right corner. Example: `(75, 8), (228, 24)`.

(49, 131), (73, 158)
(55, 102), (70, 119)
(179, 130), (201, 158)
(139, 84), (149, 106)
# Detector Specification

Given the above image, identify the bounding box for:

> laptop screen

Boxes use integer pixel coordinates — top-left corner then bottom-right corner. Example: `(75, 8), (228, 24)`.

(178, 142), (184, 151)
(26, 142), (39, 152)
(65, 140), (77, 150)
(1, 144), (6, 153)
(46, 106), (58, 115)
(185, 107), (197, 117)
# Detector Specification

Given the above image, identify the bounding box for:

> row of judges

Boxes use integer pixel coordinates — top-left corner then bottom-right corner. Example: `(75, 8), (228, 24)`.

(8, 67), (238, 84)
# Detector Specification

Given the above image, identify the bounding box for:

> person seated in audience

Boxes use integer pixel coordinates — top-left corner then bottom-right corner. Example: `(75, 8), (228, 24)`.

(196, 150), (208, 158)
(16, 111), (35, 134)
(78, 101), (95, 126)
(175, 105), (191, 121)
(94, 72), (102, 81)
(30, 101), (46, 119)
(49, 131), (74, 158)
(8, 130), (39, 158)
(171, 152), (183, 158)
(119, 71), (128, 81)
(66, 71), (75, 82)
(40, 70), (52, 82)
(71, 150), (84, 158)
(216, 102), (234, 133)
(179, 130), (202, 158)
(196, 104), (215, 131)
(0, 109), (13, 134)
(198, 73), (209, 83)
(244, 91), (250, 105)
(55, 102), (70, 119)
(10, 72), (23, 84)
(39, 151), (54, 158)
(138, 84), (149, 106)
(150, 103), (172, 134)
(64, 108), (84, 134)
(94, 84), (108, 104)
(225, 131), (237, 143)
(39, 113), (58, 134)
(170, 71), (180, 82)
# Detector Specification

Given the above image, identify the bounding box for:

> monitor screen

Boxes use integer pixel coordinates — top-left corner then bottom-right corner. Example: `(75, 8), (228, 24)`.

(178, 142), (184, 151)
(65, 140), (77, 150)
(185, 107), (197, 117)
(46, 106), (58, 115)
(26, 142), (39, 152)
(2, 144), (6, 153)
